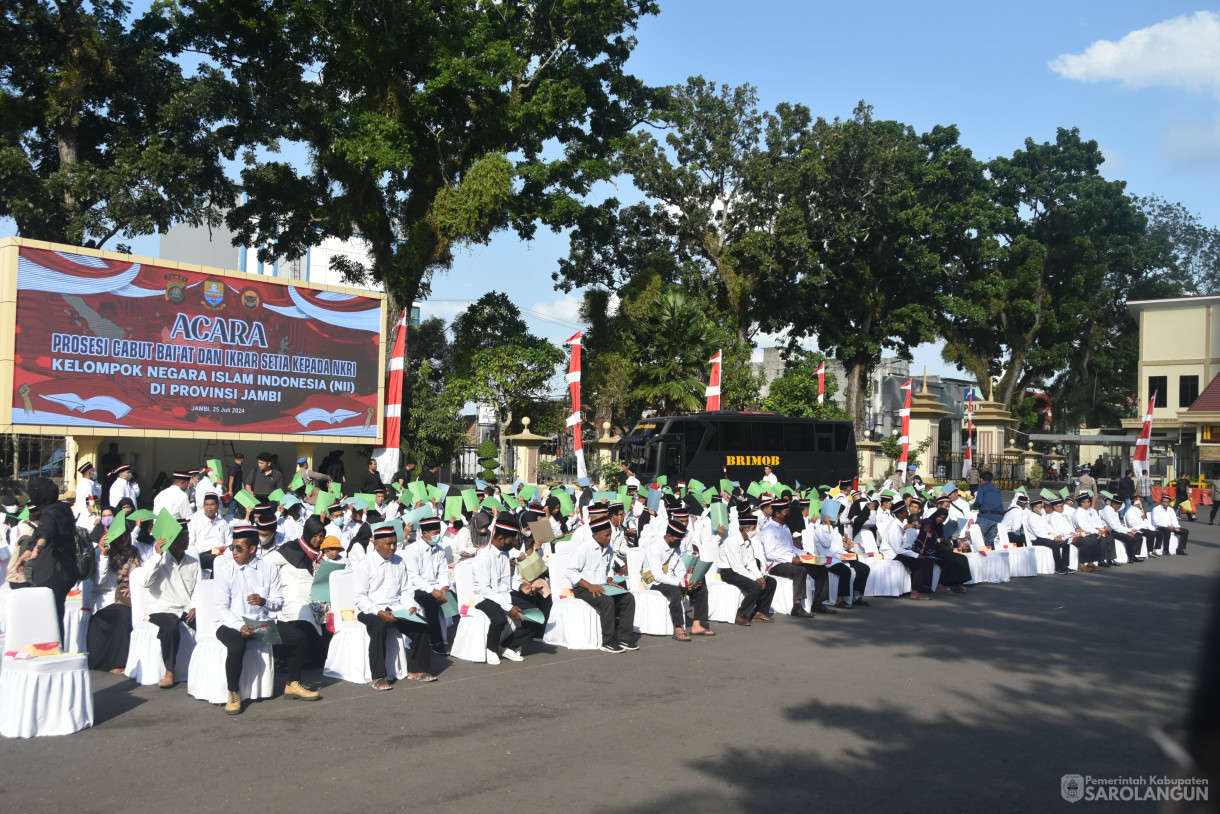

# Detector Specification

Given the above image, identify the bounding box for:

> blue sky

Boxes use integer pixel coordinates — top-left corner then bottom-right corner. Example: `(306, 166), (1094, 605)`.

(8, 2), (1220, 380)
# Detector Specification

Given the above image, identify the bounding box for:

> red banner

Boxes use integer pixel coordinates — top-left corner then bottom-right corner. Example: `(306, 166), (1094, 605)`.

(11, 247), (383, 436)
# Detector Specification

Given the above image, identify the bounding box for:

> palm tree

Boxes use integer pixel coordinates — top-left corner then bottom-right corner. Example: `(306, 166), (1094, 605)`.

(629, 290), (717, 413)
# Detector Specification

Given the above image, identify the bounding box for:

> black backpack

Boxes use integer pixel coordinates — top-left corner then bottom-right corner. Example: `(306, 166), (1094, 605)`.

(71, 526), (95, 582)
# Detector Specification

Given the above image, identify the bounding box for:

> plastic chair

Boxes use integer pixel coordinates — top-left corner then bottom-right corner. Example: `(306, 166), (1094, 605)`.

(61, 581), (91, 653)
(706, 570), (744, 624)
(541, 553), (602, 650)
(124, 566), (196, 685)
(449, 557), (515, 663)
(853, 530), (910, 597)
(964, 551), (1010, 584)
(323, 570), (408, 683)
(0, 587), (93, 737)
(186, 580), (274, 705)
(624, 548), (674, 634)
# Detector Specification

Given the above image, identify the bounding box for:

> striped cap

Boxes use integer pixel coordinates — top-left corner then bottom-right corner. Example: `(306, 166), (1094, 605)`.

(231, 524), (258, 542)
(419, 516), (441, 531)
(493, 516), (520, 537)
(254, 515), (277, 530)
(665, 521), (686, 538)
(172, 470), (192, 480)
(373, 525), (398, 540)
(738, 514), (757, 527)
(589, 517), (611, 533)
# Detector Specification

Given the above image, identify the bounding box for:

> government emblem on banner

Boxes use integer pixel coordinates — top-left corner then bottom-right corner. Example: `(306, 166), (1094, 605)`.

(201, 278), (225, 309)
(240, 288), (261, 310)
(165, 274), (188, 304)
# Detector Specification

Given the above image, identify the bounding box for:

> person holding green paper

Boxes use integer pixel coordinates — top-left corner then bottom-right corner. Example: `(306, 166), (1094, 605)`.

(187, 494), (232, 570)
(404, 516), (453, 656)
(353, 525), (437, 687)
(645, 521), (712, 641)
(143, 519), (200, 688)
(759, 498), (827, 617)
(325, 503), (353, 550)
(717, 514), (776, 624)
(263, 516), (328, 670)
(372, 487), (400, 521)
(472, 515), (544, 664)
(810, 502), (870, 609)
(568, 517), (640, 653)
(88, 512), (143, 672)
(214, 526), (321, 712)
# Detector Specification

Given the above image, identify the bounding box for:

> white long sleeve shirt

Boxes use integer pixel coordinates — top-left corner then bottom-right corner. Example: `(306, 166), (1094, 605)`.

(212, 555), (283, 631)
(74, 477), (100, 524)
(759, 520), (801, 568)
(262, 550), (319, 631)
(643, 539), (686, 587)
(1047, 511), (1077, 539)
(1075, 507), (1106, 535)
(566, 537), (614, 589)
(1151, 505), (1182, 530)
(999, 506), (1026, 536)
(153, 484), (194, 522)
(188, 512), (231, 557)
(141, 549), (200, 616)
(352, 551), (418, 615)
(875, 515), (907, 559)
(1100, 505), (1130, 534)
(718, 529), (763, 579)
(404, 538), (448, 593)
(472, 545), (517, 610)
(109, 478), (139, 508)
(809, 522), (844, 563)
(1125, 505), (1152, 532)
(1024, 510), (1053, 541)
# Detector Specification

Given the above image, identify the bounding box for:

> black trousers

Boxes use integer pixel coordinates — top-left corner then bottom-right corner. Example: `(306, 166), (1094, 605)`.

(1154, 527), (1188, 553)
(1211, 502), (1219, 523)
(893, 553), (930, 592)
(1096, 533), (1118, 562)
(768, 562), (829, 606)
(87, 603), (132, 671)
(215, 621), (309, 692)
(413, 590), (447, 647)
(841, 560), (870, 597)
(1033, 537), (1070, 571)
(931, 551), (971, 587)
(356, 612), (431, 678)
(718, 568), (777, 618)
(650, 581), (708, 627)
(1073, 534), (1102, 563)
(573, 585), (639, 646)
(1007, 531), (1026, 546)
(1110, 530), (1142, 560)
(148, 612), (195, 671)
(476, 591), (542, 653)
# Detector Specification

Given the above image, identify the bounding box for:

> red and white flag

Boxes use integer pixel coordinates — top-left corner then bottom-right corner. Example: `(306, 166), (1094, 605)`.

(370, 311), (409, 481)
(566, 331), (587, 481)
(1133, 391), (1156, 479)
(898, 380), (912, 472)
(961, 386), (974, 479)
(706, 350), (723, 411)
(816, 361), (825, 405)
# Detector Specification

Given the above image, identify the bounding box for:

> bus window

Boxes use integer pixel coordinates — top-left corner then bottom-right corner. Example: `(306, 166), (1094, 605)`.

(717, 421), (751, 452)
(834, 423), (852, 452)
(815, 421), (834, 453)
(753, 422), (783, 451)
(785, 422), (814, 452)
(683, 421), (706, 461)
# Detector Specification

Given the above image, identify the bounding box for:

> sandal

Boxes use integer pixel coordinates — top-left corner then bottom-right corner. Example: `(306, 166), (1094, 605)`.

(371, 678), (393, 691)
(406, 673), (438, 683)
(909, 594), (931, 601)
(692, 629), (715, 636)
(951, 587), (969, 594)
(672, 633), (692, 642)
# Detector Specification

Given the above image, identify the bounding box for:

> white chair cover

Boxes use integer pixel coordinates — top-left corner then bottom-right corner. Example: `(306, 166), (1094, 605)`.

(0, 587), (93, 738)
(0, 584), (9, 636)
(124, 566), (167, 685)
(1005, 547), (1038, 577)
(965, 551), (1010, 584)
(542, 553), (601, 650)
(862, 557), (910, 597)
(449, 558), (493, 663)
(707, 575), (743, 623)
(769, 574), (795, 615)
(62, 582), (90, 653)
(186, 580), (275, 705)
(323, 570), (408, 683)
(624, 548), (673, 635)
(824, 569), (852, 606)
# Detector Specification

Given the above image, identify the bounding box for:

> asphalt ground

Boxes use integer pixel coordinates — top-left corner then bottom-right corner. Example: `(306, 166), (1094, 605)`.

(2, 525), (1217, 814)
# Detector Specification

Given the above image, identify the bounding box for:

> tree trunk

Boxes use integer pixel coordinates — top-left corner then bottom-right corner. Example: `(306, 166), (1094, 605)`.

(842, 359), (868, 437)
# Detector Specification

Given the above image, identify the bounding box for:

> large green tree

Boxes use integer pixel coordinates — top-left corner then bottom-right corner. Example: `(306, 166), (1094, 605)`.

(184, 0), (659, 330)
(0, 0), (235, 248)
(761, 351), (851, 420)
(453, 342), (564, 463)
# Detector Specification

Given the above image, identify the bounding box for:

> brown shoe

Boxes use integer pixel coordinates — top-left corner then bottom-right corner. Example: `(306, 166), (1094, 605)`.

(158, 670), (175, 689)
(752, 612), (775, 623)
(224, 691), (243, 715)
(283, 680), (321, 701)
(734, 615), (752, 626)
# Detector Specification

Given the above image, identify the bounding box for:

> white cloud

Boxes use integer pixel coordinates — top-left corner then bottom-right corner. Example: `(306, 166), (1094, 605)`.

(1161, 114), (1220, 170)
(1049, 12), (1220, 95)
(417, 300), (470, 323)
(525, 294), (583, 327)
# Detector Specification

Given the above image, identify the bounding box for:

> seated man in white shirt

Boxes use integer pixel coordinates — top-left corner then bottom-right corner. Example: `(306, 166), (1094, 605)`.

(999, 494), (1028, 545)
(143, 519), (200, 688)
(716, 513), (776, 625)
(212, 527), (320, 713)
(353, 525), (436, 689)
(1100, 493), (1145, 563)
(567, 516), (640, 653)
(188, 493), (232, 569)
(1075, 493), (1119, 567)
(153, 471), (194, 521)
(644, 520), (711, 641)
(404, 515), (453, 656)
(1151, 493), (1190, 556)
(1024, 498), (1070, 575)
(758, 498), (831, 617)
(254, 514), (284, 553)
(471, 515), (546, 664)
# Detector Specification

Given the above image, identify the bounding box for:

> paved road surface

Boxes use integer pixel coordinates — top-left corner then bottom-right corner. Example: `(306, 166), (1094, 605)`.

(3, 526), (1215, 814)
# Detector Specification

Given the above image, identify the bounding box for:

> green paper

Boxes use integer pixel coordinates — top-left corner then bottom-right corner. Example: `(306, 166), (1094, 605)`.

(701, 487), (716, 504)
(443, 496), (464, 522)
(480, 496), (504, 512)
(234, 490), (258, 510)
(710, 503), (728, 530)
(127, 509), (154, 523)
(502, 495), (521, 510)
(408, 481), (428, 504)
(720, 479), (734, 495)
(268, 489), (285, 504)
(518, 551), (547, 582)
(310, 559), (347, 604)
(518, 607), (545, 626)
(18, 507), (28, 521)
(555, 489), (573, 517)
(354, 493), (377, 508)
(518, 485), (538, 502)
(687, 479), (705, 496)
(328, 481), (343, 497)
(462, 489), (479, 512)
(688, 558), (712, 587)
(655, 476), (667, 487)
(1040, 488), (1058, 501)
(390, 482), (405, 495)
(427, 485), (445, 502)
(242, 616), (282, 644)
(104, 510), (128, 545)
(1060, 487), (1070, 499)
(314, 491), (337, 516)
(746, 482), (763, 498)
(617, 486), (629, 506)
(206, 458), (224, 484)
(593, 490), (615, 503)
(288, 473), (304, 491)
(151, 508), (181, 552)
(600, 584), (626, 596)
(392, 607), (429, 624)
(439, 592), (460, 618)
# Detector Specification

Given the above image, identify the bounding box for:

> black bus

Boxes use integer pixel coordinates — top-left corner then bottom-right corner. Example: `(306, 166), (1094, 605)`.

(615, 411), (857, 489)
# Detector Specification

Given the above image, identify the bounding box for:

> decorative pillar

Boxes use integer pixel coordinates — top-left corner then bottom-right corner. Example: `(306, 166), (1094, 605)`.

(503, 417), (549, 484)
(857, 438), (882, 481)
(969, 389), (1018, 470)
(907, 374), (948, 478)
(65, 433), (107, 494)
(294, 441), (319, 471)
(591, 422), (622, 488)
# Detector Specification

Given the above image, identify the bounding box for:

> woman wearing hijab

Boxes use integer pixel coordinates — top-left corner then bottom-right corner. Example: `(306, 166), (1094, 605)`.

(15, 477), (81, 641)
(917, 508), (971, 596)
(87, 514), (142, 672)
(263, 515), (328, 668)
